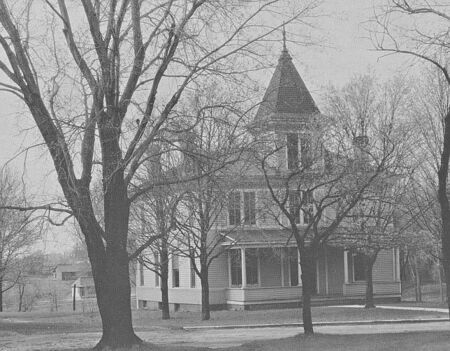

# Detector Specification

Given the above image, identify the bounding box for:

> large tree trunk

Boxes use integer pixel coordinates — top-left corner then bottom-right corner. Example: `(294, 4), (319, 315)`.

(160, 246), (170, 320)
(300, 248), (315, 335)
(438, 110), (450, 316)
(200, 265), (210, 321)
(0, 275), (3, 312)
(413, 256), (422, 303)
(77, 168), (141, 349)
(364, 255), (376, 309)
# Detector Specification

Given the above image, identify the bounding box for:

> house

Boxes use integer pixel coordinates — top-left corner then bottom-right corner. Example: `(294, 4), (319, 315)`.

(71, 276), (96, 300)
(53, 262), (91, 281)
(135, 42), (401, 311)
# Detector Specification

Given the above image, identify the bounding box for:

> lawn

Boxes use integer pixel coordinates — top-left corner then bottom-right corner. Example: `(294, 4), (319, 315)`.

(32, 332), (450, 351)
(0, 306), (447, 335)
(0, 304), (447, 335)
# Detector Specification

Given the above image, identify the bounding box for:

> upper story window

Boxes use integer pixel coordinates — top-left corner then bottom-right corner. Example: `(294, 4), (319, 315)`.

(288, 192), (301, 224)
(244, 192), (256, 225)
(302, 191), (314, 224)
(288, 191), (314, 225)
(287, 133), (299, 169)
(228, 192), (241, 226)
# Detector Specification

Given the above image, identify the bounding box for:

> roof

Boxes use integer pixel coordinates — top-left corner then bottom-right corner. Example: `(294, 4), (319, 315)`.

(254, 47), (319, 123)
(54, 262), (90, 273)
(221, 228), (298, 247)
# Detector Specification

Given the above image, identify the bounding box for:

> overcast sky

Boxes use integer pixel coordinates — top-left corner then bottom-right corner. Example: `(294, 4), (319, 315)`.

(0, 0), (414, 253)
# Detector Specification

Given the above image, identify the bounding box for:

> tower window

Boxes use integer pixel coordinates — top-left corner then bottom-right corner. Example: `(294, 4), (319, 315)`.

(287, 133), (299, 169)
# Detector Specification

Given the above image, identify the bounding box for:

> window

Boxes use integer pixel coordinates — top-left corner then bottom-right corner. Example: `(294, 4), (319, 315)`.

(289, 192), (300, 224)
(139, 262), (145, 286)
(302, 191), (314, 224)
(288, 247), (299, 287)
(301, 136), (312, 168)
(244, 192), (256, 225)
(246, 249), (259, 286)
(154, 253), (160, 287)
(352, 253), (367, 282)
(190, 259), (196, 288)
(230, 250), (242, 286)
(228, 192), (241, 225)
(172, 255), (180, 287)
(287, 133), (299, 169)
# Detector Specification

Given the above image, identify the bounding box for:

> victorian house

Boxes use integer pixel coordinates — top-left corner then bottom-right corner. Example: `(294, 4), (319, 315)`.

(135, 43), (401, 311)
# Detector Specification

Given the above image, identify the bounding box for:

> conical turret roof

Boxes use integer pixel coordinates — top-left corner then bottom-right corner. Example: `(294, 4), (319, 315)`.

(255, 47), (319, 123)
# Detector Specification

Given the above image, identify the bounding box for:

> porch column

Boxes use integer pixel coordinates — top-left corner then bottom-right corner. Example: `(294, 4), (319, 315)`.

(228, 251), (232, 287)
(298, 249), (302, 286)
(241, 248), (247, 288)
(280, 249), (285, 287)
(396, 248), (401, 282)
(343, 250), (349, 284)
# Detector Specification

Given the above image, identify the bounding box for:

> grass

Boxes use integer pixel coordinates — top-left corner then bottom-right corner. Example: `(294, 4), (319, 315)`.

(225, 332), (450, 351)
(40, 332), (450, 351)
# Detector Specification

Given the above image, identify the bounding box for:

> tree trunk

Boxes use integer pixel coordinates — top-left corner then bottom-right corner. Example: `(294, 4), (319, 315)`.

(365, 256), (375, 309)
(18, 283), (24, 312)
(201, 266), (210, 321)
(300, 248), (315, 335)
(437, 110), (450, 316)
(414, 256), (422, 303)
(438, 262), (446, 304)
(160, 246), (170, 320)
(0, 275), (3, 312)
(76, 171), (141, 350)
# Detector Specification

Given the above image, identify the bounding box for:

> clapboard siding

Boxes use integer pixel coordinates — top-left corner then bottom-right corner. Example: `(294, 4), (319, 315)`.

(208, 250), (229, 288)
(344, 281), (401, 296)
(178, 256), (191, 288)
(373, 249), (394, 281)
(226, 287), (302, 302)
(327, 246), (344, 295)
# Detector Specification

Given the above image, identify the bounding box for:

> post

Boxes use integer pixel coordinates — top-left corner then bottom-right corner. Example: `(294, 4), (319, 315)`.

(280, 248), (285, 287)
(344, 250), (349, 284)
(72, 284), (76, 311)
(241, 248), (247, 288)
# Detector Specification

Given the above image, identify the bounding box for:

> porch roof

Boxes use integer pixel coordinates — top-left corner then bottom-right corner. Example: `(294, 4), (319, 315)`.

(220, 228), (298, 247)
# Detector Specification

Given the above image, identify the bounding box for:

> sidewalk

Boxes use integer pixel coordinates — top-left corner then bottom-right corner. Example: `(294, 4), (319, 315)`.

(184, 304), (449, 330)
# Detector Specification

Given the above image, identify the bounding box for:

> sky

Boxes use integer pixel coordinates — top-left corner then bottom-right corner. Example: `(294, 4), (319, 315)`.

(0, 0), (415, 253)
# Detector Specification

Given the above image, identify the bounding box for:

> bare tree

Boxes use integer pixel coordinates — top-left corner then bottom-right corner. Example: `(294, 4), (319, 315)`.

(174, 87), (251, 320)
(373, 0), (450, 314)
(0, 1), (321, 347)
(0, 167), (40, 312)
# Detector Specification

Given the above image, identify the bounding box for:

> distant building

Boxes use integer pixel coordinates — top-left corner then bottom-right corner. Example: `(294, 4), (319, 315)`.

(53, 262), (91, 281)
(71, 276), (96, 300)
